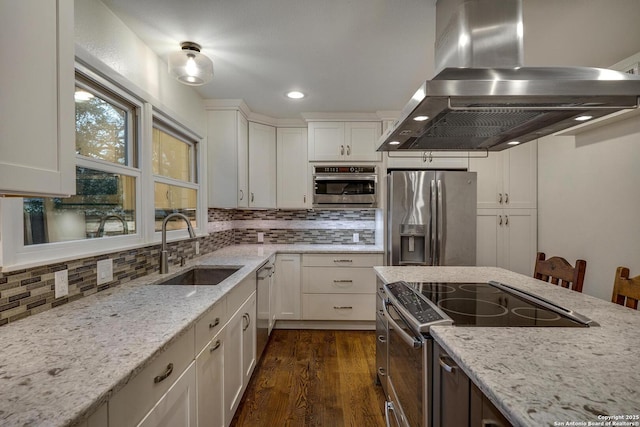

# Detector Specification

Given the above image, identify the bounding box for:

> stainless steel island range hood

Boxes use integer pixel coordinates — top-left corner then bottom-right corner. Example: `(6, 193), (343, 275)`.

(377, 0), (640, 152)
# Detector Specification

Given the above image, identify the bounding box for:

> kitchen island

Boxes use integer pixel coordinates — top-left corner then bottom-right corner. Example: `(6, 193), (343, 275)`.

(375, 266), (640, 427)
(0, 244), (381, 427)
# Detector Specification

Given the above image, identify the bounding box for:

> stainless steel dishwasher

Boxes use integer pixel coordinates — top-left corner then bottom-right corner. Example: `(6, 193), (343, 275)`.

(256, 256), (274, 361)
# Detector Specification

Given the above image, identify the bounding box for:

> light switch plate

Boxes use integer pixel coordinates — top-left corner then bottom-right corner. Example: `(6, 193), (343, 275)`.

(54, 270), (68, 298)
(97, 259), (113, 286)
(257, 232), (264, 243)
(195, 241), (200, 255)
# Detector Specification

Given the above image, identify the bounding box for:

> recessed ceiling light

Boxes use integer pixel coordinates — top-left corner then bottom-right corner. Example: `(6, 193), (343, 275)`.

(286, 91), (305, 99)
(389, 141), (401, 145)
(574, 115), (593, 121)
(413, 116), (429, 121)
(507, 141), (521, 145)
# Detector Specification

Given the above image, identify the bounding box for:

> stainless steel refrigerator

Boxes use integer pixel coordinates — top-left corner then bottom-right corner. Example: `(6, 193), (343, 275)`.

(386, 170), (477, 266)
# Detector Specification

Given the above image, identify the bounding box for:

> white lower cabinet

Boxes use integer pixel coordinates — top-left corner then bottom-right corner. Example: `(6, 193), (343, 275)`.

(136, 362), (197, 427)
(196, 329), (225, 427)
(301, 253), (383, 321)
(274, 254), (302, 320)
(476, 209), (537, 276)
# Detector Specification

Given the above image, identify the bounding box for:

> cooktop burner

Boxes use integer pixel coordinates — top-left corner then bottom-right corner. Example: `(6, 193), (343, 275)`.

(384, 281), (595, 331)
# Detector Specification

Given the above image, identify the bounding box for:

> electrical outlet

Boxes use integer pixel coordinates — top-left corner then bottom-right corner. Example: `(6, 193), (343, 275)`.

(353, 233), (359, 243)
(195, 241), (200, 255)
(97, 259), (113, 286)
(54, 270), (69, 298)
(257, 232), (264, 243)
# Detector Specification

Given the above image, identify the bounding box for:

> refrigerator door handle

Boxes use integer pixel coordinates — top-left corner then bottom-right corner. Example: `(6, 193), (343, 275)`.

(437, 179), (444, 266)
(430, 179), (437, 265)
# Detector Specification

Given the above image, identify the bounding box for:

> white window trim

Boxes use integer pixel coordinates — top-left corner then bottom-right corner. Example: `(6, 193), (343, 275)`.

(0, 62), (207, 272)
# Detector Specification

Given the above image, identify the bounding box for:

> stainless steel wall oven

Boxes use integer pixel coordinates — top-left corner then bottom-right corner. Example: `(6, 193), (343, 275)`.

(312, 165), (377, 208)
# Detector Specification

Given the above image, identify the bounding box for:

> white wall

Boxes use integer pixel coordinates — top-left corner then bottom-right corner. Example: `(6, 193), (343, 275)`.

(537, 116), (640, 301)
(74, 0), (205, 134)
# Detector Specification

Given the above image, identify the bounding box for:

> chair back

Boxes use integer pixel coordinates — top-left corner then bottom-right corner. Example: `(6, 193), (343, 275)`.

(533, 252), (587, 293)
(612, 266), (640, 309)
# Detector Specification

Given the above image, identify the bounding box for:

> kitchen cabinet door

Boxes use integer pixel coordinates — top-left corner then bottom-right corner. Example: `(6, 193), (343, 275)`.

(196, 331), (225, 427)
(248, 122), (276, 208)
(469, 141), (537, 209)
(345, 122), (382, 161)
(0, 0), (75, 197)
(308, 122), (346, 161)
(476, 209), (537, 276)
(385, 151), (469, 170)
(308, 121), (382, 161)
(241, 292), (257, 384)
(136, 362), (197, 427)
(274, 254), (302, 320)
(207, 110), (248, 208)
(277, 128), (309, 208)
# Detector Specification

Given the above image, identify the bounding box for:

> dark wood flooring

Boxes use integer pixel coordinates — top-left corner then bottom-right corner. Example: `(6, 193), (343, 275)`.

(230, 329), (387, 427)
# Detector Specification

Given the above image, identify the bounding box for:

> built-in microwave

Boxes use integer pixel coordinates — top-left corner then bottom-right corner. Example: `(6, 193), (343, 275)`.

(312, 165), (377, 208)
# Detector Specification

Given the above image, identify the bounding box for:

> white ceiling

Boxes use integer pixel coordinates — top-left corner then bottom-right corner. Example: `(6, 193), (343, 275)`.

(101, 0), (640, 119)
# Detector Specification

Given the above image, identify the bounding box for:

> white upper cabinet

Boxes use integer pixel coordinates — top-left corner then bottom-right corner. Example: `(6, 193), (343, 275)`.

(207, 110), (249, 208)
(308, 121), (381, 162)
(469, 141), (537, 209)
(248, 122), (276, 208)
(0, 0), (75, 197)
(277, 128), (308, 208)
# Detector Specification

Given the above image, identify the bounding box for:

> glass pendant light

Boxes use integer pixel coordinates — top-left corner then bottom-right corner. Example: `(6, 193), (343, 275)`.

(168, 42), (214, 86)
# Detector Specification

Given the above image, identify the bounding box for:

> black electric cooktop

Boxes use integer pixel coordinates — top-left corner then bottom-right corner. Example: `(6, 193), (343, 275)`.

(385, 281), (595, 331)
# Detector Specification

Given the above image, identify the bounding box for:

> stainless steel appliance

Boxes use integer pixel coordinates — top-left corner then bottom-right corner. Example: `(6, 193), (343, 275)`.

(312, 165), (377, 208)
(380, 279), (596, 427)
(386, 170), (476, 267)
(377, 0), (640, 152)
(256, 256), (275, 361)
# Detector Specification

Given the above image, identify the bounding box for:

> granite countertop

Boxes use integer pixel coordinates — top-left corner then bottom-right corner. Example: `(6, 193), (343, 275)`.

(375, 266), (640, 427)
(0, 244), (382, 427)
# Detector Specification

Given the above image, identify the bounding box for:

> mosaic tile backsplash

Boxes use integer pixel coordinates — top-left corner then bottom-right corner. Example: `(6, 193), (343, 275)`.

(0, 208), (377, 326)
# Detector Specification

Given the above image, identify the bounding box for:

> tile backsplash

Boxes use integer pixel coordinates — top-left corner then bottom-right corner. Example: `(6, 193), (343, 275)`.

(1, 208), (378, 326)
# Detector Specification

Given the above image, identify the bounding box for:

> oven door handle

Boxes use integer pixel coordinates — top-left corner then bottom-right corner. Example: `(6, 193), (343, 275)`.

(382, 299), (423, 349)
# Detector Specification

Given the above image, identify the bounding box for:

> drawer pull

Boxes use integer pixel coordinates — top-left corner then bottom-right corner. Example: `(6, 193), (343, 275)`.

(378, 335), (387, 343)
(210, 339), (222, 353)
(209, 317), (220, 329)
(153, 363), (174, 384)
(333, 259), (353, 263)
(378, 367), (386, 377)
(333, 306), (353, 310)
(333, 279), (353, 283)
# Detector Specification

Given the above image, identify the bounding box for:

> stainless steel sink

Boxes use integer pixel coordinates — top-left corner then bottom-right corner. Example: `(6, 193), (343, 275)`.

(157, 266), (241, 286)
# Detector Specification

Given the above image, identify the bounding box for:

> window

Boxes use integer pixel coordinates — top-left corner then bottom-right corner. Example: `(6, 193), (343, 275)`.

(23, 73), (140, 245)
(152, 122), (198, 232)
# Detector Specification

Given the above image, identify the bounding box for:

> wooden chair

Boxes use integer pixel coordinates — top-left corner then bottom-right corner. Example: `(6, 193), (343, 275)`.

(612, 267), (640, 309)
(533, 252), (587, 293)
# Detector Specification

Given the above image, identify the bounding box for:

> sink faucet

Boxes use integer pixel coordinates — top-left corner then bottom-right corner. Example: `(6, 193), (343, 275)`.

(160, 213), (196, 274)
(96, 214), (129, 237)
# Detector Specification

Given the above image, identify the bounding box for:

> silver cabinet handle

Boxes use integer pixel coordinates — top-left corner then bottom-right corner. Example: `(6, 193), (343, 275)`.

(333, 279), (353, 283)
(153, 363), (174, 384)
(209, 317), (220, 329)
(303, 194), (306, 203)
(505, 193), (509, 204)
(505, 215), (509, 226)
(377, 367), (386, 377)
(378, 335), (386, 343)
(242, 313), (251, 331)
(239, 189), (244, 200)
(498, 193), (503, 204)
(333, 259), (353, 263)
(209, 339), (221, 353)
(498, 215), (503, 226)
(340, 145), (344, 155)
(250, 192), (254, 202)
(333, 306), (353, 309)
(439, 355), (458, 374)
(346, 145), (351, 155)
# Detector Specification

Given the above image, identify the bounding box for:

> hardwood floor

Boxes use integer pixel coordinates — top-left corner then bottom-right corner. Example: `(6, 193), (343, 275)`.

(230, 329), (387, 427)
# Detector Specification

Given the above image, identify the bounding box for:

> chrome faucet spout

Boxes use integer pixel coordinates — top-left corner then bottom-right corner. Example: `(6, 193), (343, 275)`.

(96, 214), (129, 237)
(160, 213), (196, 274)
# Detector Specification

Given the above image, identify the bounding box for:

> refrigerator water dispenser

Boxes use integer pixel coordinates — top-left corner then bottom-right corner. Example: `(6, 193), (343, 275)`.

(399, 224), (427, 265)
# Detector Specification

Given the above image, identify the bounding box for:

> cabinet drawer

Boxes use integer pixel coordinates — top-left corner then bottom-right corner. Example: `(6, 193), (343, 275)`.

(227, 276), (255, 315)
(109, 327), (195, 427)
(303, 266), (376, 294)
(302, 294), (376, 321)
(195, 298), (227, 353)
(302, 253), (383, 267)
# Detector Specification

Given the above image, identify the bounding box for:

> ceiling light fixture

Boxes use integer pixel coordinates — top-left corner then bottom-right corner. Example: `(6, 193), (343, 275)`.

(507, 141), (521, 145)
(168, 42), (214, 86)
(413, 115), (429, 121)
(286, 91), (305, 99)
(389, 141), (401, 145)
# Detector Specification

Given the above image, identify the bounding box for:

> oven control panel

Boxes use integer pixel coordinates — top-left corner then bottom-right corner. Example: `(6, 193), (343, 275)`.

(385, 281), (453, 332)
